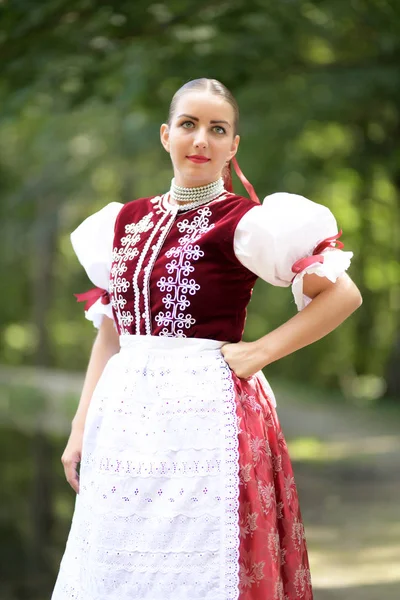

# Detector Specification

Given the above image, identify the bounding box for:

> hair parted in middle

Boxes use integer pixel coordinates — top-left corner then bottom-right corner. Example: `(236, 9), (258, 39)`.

(166, 78), (259, 203)
(167, 78), (239, 192)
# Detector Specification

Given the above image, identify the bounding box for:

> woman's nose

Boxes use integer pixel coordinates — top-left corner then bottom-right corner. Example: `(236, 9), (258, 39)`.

(193, 128), (208, 149)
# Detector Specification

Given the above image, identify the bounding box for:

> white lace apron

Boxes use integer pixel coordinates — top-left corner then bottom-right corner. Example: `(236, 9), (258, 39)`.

(52, 336), (240, 600)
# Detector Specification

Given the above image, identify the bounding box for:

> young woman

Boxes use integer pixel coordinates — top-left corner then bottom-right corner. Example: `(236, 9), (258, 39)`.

(52, 78), (362, 600)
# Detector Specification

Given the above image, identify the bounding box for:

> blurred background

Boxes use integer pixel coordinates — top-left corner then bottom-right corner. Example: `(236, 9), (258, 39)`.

(0, 1), (399, 598)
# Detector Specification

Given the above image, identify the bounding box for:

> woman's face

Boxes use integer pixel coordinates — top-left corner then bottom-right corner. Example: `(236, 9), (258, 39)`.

(160, 91), (240, 188)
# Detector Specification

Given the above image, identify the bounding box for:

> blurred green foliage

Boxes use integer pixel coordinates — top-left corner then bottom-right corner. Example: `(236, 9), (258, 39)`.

(0, 1), (399, 396)
(0, 11), (400, 584)
(2, 3), (400, 597)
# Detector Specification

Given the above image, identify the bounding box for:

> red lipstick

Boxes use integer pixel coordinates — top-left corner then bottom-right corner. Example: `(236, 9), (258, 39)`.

(187, 155), (210, 164)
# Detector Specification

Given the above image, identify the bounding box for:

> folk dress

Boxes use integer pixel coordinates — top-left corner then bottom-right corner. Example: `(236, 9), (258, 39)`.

(52, 190), (352, 600)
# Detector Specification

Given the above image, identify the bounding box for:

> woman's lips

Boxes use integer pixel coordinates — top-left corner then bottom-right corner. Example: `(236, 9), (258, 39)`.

(187, 156), (210, 164)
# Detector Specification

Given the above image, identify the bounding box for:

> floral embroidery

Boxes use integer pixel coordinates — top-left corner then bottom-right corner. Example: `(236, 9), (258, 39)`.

(275, 580), (290, 600)
(257, 481), (276, 515)
(239, 550), (266, 590)
(249, 436), (271, 464)
(268, 529), (281, 563)
(239, 463), (252, 486)
(235, 374), (313, 600)
(272, 453), (283, 472)
(284, 474), (297, 502)
(154, 207), (215, 337)
(291, 518), (306, 551)
(239, 503), (258, 539)
(294, 566), (312, 597)
(276, 501), (284, 519)
(239, 390), (262, 413)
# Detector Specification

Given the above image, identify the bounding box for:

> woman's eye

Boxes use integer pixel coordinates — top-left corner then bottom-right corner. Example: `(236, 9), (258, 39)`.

(213, 126), (226, 134)
(181, 121), (194, 129)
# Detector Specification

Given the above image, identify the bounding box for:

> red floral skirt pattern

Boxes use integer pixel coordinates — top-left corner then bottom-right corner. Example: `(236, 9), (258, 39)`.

(233, 374), (313, 600)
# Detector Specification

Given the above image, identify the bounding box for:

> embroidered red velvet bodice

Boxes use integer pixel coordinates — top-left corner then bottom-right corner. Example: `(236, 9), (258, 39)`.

(109, 193), (258, 342)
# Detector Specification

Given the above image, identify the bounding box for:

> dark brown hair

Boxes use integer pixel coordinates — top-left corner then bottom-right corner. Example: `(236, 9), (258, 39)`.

(168, 78), (239, 190)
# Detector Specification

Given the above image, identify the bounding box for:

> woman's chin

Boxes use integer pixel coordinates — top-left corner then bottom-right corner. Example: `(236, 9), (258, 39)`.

(176, 167), (220, 187)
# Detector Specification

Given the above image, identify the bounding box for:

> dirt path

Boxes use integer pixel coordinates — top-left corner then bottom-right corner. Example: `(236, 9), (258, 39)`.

(274, 382), (400, 600)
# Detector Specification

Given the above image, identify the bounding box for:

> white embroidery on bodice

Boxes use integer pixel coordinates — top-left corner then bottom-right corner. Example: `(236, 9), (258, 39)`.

(155, 206), (215, 337)
(132, 208), (176, 335)
(109, 200), (221, 336)
(110, 212), (154, 334)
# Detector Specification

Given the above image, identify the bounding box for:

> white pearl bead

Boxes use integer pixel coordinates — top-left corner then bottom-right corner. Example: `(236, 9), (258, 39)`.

(170, 178), (225, 211)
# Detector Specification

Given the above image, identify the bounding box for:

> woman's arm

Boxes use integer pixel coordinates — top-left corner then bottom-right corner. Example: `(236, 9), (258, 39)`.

(62, 317), (120, 492)
(221, 273), (362, 378)
(71, 317), (120, 431)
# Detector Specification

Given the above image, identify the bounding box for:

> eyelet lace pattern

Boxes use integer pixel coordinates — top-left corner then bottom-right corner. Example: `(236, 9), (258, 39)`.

(52, 336), (239, 600)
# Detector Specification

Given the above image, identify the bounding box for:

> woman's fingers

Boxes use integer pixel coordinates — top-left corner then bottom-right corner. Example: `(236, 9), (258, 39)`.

(62, 452), (81, 494)
(61, 429), (83, 494)
(221, 341), (263, 379)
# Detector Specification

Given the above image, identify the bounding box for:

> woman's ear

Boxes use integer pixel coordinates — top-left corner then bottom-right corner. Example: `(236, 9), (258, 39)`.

(228, 134), (240, 161)
(160, 124), (170, 152)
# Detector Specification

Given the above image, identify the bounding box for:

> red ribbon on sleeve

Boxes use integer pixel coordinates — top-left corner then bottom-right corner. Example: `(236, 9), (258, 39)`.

(313, 230), (344, 254)
(291, 230), (344, 275)
(74, 287), (110, 311)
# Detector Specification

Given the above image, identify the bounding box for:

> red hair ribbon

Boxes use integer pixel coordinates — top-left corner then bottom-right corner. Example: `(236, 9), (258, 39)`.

(74, 287), (110, 311)
(223, 161), (233, 193)
(231, 156), (261, 204)
(291, 230), (344, 275)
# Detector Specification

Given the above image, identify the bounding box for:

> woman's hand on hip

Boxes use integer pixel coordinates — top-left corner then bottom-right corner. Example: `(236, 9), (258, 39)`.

(61, 427), (84, 494)
(221, 340), (266, 379)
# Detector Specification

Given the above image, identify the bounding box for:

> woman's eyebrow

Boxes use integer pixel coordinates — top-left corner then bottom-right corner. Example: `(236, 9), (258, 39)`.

(210, 119), (231, 126)
(177, 113), (231, 127)
(177, 113), (199, 121)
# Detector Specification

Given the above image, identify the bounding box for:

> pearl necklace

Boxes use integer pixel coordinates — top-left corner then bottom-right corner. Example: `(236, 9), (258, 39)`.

(169, 177), (225, 212)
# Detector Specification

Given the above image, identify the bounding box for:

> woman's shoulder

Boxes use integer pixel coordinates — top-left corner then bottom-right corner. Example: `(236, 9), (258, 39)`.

(213, 192), (258, 218)
(222, 192), (258, 207)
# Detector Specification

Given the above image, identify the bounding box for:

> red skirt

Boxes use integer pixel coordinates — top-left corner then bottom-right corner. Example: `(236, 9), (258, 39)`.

(234, 374), (313, 600)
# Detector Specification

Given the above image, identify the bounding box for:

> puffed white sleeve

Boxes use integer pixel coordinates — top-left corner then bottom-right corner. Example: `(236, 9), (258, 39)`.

(70, 202), (123, 328)
(234, 192), (353, 310)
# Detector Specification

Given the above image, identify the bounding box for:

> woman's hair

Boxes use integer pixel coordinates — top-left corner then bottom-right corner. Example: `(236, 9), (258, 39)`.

(168, 78), (239, 191)
(168, 78), (239, 134)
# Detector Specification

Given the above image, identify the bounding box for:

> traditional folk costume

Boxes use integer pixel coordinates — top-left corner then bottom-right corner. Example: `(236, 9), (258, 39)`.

(52, 174), (352, 600)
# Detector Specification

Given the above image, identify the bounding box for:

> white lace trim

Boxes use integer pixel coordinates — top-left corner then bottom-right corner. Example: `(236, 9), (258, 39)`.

(81, 448), (223, 479)
(85, 297), (114, 328)
(292, 248), (353, 310)
(221, 358), (240, 599)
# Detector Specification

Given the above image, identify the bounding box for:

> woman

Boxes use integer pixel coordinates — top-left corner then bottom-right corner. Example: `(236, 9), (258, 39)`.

(53, 78), (362, 600)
